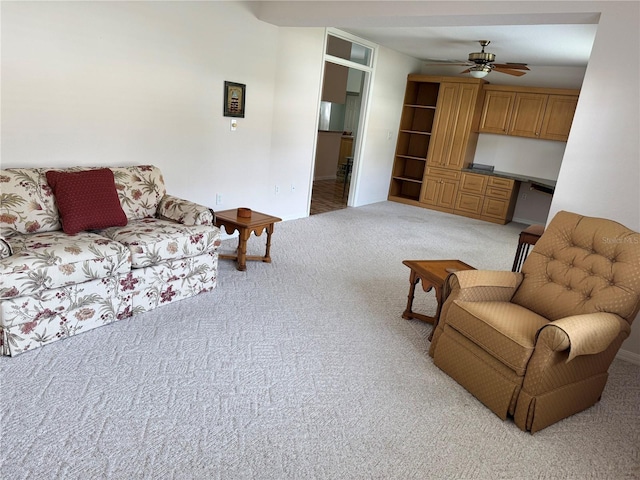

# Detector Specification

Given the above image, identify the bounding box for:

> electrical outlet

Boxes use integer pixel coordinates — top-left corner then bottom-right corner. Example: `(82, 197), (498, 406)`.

(291, 184), (296, 192)
(521, 193), (528, 200)
(216, 193), (223, 205)
(274, 185), (280, 195)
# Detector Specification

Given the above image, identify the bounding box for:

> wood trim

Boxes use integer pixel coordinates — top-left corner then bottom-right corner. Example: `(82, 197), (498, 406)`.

(408, 74), (487, 85)
(482, 84), (580, 96)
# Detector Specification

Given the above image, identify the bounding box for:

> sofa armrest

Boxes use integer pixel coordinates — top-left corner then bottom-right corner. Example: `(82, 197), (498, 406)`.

(536, 313), (628, 362)
(445, 270), (524, 303)
(157, 195), (213, 226)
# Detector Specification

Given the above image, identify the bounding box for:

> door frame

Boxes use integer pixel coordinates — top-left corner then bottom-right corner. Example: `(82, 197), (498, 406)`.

(309, 28), (378, 212)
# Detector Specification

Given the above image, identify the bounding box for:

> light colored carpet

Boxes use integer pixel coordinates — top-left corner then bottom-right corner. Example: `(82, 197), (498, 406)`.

(1, 201), (639, 479)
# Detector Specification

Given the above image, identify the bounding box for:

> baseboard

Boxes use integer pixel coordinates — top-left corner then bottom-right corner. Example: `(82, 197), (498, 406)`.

(616, 349), (640, 365)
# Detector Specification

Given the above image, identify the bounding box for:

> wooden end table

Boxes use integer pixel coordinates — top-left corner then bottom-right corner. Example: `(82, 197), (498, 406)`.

(214, 209), (282, 271)
(512, 224), (544, 272)
(402, 259), (475, 339)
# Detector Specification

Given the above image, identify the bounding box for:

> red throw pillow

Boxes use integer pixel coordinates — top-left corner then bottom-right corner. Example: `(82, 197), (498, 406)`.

(46, 168), (128, 235)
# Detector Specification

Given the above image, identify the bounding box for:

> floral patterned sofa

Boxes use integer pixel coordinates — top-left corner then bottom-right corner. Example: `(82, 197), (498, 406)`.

(0, 165), (221, 356)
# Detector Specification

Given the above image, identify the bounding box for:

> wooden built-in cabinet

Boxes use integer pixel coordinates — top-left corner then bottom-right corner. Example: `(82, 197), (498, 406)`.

(387, 77), (561, 224)
(482, 176), (517, 224)
(426, 82), (484, 170)
(479, 85), (579, 141)
(388, 75), (485, 206)
(454, 172), (487, 216)
(421, 167), (460, 211)
(454, 172), (518, 224)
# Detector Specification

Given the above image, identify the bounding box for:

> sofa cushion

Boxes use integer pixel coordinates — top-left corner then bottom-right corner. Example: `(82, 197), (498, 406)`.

(110, 166), (166, 220)
(0, 168), (61, 236)
(46, 169), (128, 235)
(98, 217), (221, 268)
(0, 231), (132, 299)
(447, 300), (549, 376)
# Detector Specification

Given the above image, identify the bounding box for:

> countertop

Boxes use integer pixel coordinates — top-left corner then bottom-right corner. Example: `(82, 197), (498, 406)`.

(462, 168), (556, 193)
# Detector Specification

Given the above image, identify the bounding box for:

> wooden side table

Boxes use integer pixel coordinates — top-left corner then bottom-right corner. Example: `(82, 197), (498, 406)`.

(214, 209), (282, 271)
(512, 224), (544, 272)
(402, 259), (475, 339)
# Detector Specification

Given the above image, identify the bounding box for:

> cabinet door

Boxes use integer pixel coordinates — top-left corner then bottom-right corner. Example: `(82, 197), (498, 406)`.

(321, 62), (348, 104)
(479, 90), (515, 134)
(509, 93), (547, 138)
(482, 197), (510, 220)
(420, 176), (441, 206)
(426, 83), (460, 167)
(455, 192), (484, 215)
(459, 172), (487, 194)
(540, 95), (578, 141)
(445, 84), (481, 169)
(438, 179), (459, 209)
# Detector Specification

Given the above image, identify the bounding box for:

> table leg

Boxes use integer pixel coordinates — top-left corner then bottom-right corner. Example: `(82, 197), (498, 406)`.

(402, 272), (441, 326)
(236, 228), (250, 271)
(402, 270), (420, 320)
(263, 223), (274, 263)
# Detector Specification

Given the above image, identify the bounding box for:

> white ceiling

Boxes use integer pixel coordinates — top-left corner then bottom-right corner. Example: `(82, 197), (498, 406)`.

(342, 24), (598, 68)
(254, 2), (600, 70)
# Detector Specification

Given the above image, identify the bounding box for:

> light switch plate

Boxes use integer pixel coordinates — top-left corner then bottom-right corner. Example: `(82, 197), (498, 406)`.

(230, 119), (238, 131)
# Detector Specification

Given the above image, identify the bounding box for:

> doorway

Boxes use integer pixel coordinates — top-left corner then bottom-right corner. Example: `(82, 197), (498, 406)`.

(310, 31), (375, 215)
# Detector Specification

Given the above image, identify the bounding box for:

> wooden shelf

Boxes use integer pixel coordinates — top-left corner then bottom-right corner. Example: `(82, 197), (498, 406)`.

(399, 129), (431, 135)
(405, 104), (437, 109)
(392, 175), (423, 183)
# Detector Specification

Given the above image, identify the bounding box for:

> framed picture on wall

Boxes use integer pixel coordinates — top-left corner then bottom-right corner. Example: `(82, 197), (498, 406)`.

(224, 81), (246, 118)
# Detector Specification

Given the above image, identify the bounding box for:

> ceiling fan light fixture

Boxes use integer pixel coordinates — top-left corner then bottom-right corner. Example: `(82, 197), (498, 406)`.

(469, 65), (491, 78)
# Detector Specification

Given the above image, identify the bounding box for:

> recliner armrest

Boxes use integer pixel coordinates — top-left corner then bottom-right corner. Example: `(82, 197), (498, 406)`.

(536, 313), (628, 362)
(445, 270), (524, 303)
(157, 195), (214, 226)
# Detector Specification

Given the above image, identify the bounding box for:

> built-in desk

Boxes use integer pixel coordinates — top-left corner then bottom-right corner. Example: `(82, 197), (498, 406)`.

(455, 169), (555, 224)
(464, 168), (556, 194)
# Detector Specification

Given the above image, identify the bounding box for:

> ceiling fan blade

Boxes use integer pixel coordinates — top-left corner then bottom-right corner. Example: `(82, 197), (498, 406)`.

(493, 67), (527, 76)
(492, 63), (530, 70)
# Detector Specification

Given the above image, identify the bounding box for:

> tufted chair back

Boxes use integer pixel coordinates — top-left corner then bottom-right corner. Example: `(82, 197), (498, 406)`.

(511, 210), (640, 324)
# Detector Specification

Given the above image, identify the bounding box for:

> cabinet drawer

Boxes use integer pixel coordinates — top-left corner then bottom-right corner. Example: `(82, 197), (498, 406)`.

(485, 186), (512, 200)
(460, 173), (487, 194)
(482, 197), (510, 219)
(426, 166), (461, 180)
(455, 192), (483, 214)
(487, 176), (515, 189)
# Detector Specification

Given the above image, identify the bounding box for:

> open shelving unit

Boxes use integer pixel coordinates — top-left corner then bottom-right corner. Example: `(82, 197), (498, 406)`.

(388, 80), (440, 204)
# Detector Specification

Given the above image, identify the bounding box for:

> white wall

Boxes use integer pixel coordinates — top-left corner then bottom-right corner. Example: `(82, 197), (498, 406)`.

(474, 135), (566, 180)
(266, 27), (325, 219)
(0, 1), (322, 222)
(547, 4), (640, 361)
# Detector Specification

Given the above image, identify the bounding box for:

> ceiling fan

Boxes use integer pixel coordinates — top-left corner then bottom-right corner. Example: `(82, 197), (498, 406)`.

(425, 40), (530, 78)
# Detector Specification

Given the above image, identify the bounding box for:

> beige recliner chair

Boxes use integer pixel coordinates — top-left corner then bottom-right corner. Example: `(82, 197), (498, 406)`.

(429, 210), (640, 433)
